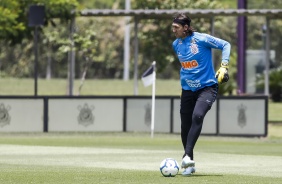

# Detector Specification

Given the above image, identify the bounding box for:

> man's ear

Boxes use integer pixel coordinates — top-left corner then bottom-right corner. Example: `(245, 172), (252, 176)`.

(184, 25), (188, 31)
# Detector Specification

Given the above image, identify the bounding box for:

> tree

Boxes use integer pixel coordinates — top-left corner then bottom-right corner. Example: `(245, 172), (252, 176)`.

(129, 0), (240, 95)
(0, 0), (80, 78)
(131, 0), (227, 73)
(0, 0), (79, 44)
(0, 1), (25, 43)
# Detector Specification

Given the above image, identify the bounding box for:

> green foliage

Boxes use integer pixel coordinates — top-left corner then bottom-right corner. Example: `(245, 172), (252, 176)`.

(248, 0), (282, 9)
(132, 0), (237, 92)
(247, 1), (282, 66)
(0, 0), (81, 78)
(132, 0), (220, 9)
(0, 1), (25, 41)
(72, 17), (125, 78)
(0, 0), (79, 44)
(78, 0), (120, 9)
(1, 0), (282, 98)
(256, 67), (282, 102)
(0, 39), (34, 77)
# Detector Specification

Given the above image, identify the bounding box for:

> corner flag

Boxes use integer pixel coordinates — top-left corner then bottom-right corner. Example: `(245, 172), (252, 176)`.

(141, 61), (156, 87)
(141, 61), (156, 138)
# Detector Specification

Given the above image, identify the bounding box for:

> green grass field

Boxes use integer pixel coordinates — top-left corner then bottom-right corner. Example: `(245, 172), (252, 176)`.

(1, 78), (282, 183)
(0, 78), (181, 96)
(0, 131), (282, 184)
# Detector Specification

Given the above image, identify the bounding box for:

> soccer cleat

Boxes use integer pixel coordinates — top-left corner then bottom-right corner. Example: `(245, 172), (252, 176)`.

(182, 167), (196, 176)
(181, 155), (195, 168)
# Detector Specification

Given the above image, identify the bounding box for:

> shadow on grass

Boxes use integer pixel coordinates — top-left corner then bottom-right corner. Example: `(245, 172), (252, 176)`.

(176, 173), (223, 177)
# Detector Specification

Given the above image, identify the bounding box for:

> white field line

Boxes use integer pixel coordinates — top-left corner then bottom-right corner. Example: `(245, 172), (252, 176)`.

(0, 144), (282, 178)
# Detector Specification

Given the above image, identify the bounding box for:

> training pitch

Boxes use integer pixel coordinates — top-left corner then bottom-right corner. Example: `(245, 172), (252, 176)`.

(0, 132), (281, 184)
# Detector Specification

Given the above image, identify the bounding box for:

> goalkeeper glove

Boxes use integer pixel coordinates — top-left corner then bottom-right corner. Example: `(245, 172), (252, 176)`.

(215, 61), (229, 84)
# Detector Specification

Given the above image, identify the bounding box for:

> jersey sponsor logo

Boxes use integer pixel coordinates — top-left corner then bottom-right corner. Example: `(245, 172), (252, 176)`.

(181, 60), (198, 69)
(185, 79), (201, 88)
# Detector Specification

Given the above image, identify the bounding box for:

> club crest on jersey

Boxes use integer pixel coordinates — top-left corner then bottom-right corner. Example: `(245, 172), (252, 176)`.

(190, 43), (199, 54)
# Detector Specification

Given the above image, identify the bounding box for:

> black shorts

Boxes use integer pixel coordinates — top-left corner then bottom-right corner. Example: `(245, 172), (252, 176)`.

(180, 84), (218, 113)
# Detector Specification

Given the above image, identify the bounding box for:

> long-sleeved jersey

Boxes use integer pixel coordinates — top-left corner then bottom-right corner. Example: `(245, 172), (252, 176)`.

(172, 32), (231, 91)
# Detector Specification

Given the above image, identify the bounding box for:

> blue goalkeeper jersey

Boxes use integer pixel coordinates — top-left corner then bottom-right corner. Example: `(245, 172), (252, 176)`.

(172, 32), (231, 91)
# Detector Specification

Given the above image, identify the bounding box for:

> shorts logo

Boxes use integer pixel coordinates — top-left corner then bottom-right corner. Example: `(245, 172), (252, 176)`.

(77, 103), (94, 127)
(181, 60), (198, 69)
(0, 103), (11, 128)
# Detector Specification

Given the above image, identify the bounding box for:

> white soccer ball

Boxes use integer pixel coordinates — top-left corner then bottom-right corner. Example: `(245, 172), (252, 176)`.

(159, 158), (179, 177)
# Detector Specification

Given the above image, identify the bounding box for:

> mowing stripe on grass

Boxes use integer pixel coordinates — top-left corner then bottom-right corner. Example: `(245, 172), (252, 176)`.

(0, 144), (281, 178)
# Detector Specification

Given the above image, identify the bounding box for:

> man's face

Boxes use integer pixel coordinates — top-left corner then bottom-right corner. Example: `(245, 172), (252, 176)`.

(172, 23), (187, 38)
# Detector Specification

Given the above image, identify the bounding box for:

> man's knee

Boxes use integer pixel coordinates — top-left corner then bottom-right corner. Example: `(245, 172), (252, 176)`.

(192, 113), (204, 124)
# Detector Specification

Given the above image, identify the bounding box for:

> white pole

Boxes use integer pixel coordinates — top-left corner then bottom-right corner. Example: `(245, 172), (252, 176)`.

(123, 0), (130, 81)
(151, 61), (156, 138)
(264, 18), (270, 96)
(133, 17), (139, 95)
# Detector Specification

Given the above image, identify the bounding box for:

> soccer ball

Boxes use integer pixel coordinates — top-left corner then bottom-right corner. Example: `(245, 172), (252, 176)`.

(159, 158), (179, 177)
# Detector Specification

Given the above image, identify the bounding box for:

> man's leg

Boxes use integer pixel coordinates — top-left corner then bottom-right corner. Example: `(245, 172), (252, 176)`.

(180, 89), (195, 156)
(183, 85), (218, 172)
(184, 100), (211, 157)
(184, 84), (218, 160)
(180, 112), (192, 156)
(180, 89), (196, 169)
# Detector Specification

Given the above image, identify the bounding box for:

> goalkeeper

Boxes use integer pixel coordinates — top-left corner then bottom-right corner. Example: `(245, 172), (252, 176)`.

(171, 13), (231, 176)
